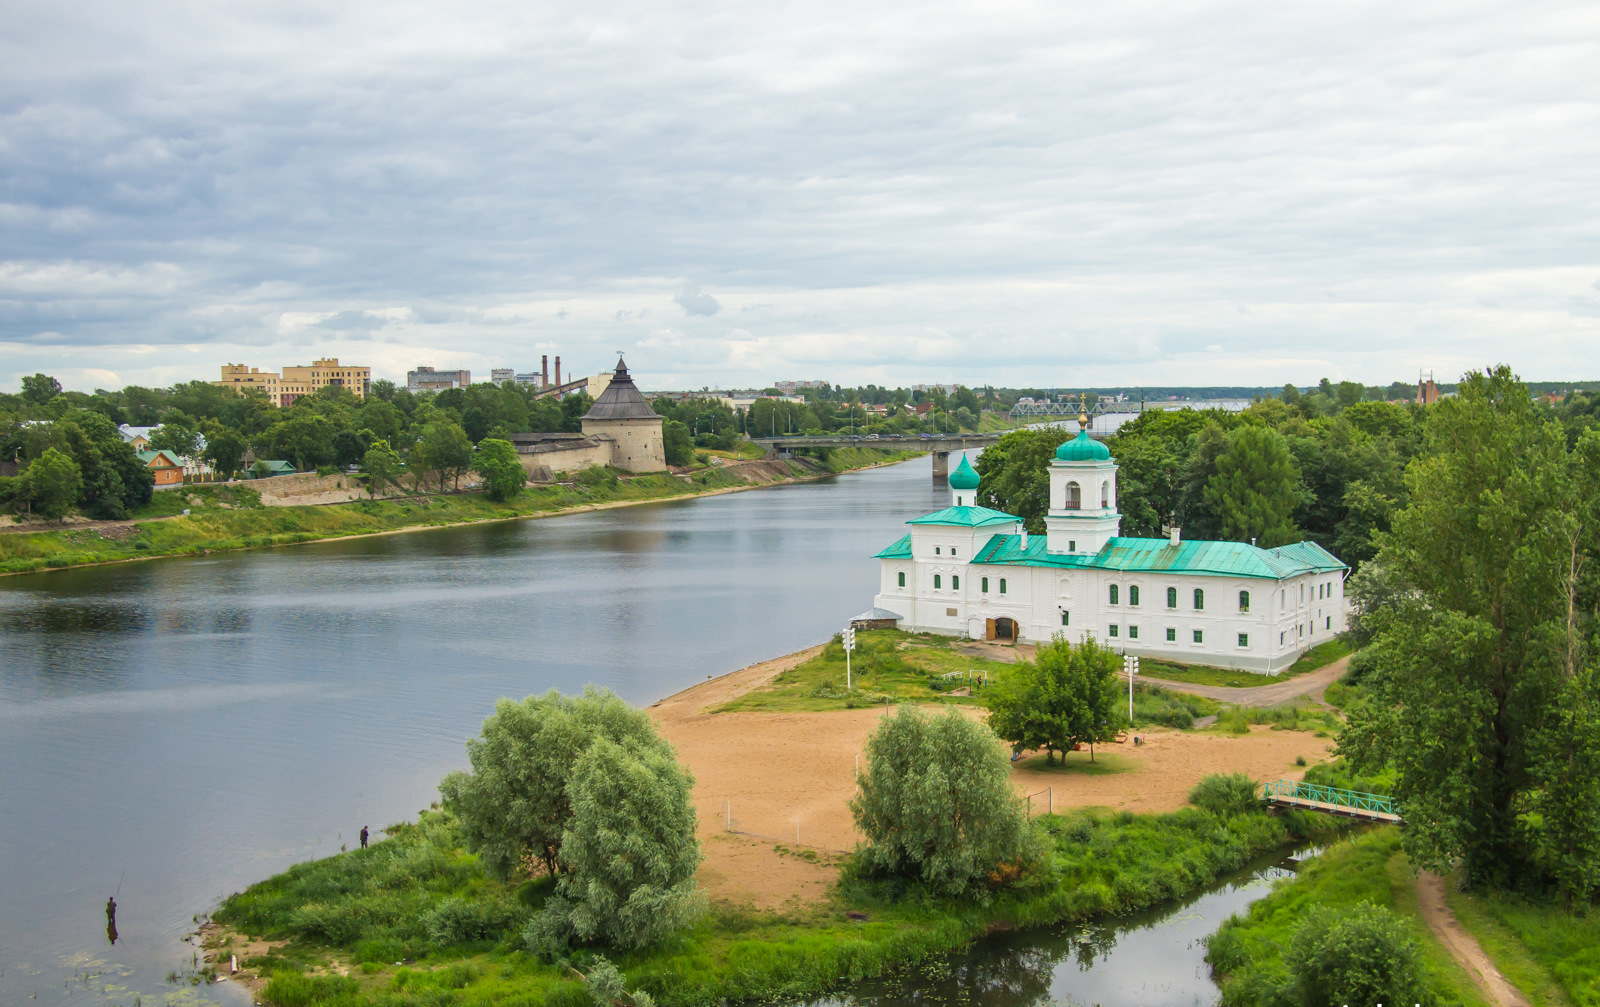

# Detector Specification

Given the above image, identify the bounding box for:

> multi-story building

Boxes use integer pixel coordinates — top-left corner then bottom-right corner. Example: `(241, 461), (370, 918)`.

(215, 359), (369, 406)
(490, 368), (515, 384)
(407, 367), (472, 394)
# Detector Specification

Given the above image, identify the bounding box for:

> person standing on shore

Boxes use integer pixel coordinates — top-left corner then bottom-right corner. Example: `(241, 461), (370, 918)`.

(105, 896), (118, 945)
(359, 826), (368, 849)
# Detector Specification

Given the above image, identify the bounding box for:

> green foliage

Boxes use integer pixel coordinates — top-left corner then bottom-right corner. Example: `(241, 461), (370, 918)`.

(1530, 663), (1600, 904)
(439, 688), (669, 881)
(849, 706), (1040, 895)
(18, 447), (83, 518)
(421, 894), (522, 947)
(972, 427), (1070, 532)
(472, 438), (527, 502)
(1132, 682), (1220, 728)
(661, 419), (694, 466)
(1204, 424), (1302, 546)
(986, 633), (1127, 761)
(1188, 772), (1260, 817)
(420, 419), (474, 490)
(582, 956), (656, 1007)
(262, 971), (361, 1007)
(529, 736), (702, 953)
(20, 372), (63, 405)
(1285, 901), (1430, 1007)
(1338, 366), (1600, 893)
(360, 439), (403, 499)
(1447, 886), (1600, 1006)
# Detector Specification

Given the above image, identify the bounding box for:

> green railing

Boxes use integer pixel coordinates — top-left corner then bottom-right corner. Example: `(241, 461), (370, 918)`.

(1262, 779), (1400, 819)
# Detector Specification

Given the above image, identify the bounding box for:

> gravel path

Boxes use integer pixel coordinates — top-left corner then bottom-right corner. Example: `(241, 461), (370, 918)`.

(1416, 871), (1530, 1007)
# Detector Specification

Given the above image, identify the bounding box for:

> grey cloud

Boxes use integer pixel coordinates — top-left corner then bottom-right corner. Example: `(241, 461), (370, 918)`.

(674, 287), (721, 317)
(315, 310), (388, 331)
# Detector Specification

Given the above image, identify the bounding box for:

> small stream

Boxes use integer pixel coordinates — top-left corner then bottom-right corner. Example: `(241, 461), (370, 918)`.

(797, 844), (1321, 1007)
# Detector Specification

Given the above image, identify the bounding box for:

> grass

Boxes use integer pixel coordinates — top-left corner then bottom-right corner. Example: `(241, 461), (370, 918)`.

(210, 800), (1348, 1007)
(1132, 682), (1221, 728)
(1212, 700), (1342, 737)
(1205, 828), (1492, 1007)
(713, 629), (1016, 712)
(130, 482), (265, 518)
(1138, 638), (1352, 688)
(1445, 889), (1600, 1007)
(1011, 750), (1137, 775)
(0, 449), (915, 576)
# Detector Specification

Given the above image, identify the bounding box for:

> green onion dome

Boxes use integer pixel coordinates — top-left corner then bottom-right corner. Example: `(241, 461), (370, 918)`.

(1055, 427), (1111, 462)
(949, 454), (981, 489)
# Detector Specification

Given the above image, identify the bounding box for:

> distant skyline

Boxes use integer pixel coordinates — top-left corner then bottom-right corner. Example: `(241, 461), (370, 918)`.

(3, 0), (1597, 395)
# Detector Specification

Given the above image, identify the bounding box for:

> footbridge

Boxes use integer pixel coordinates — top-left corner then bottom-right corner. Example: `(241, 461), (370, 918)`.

(1262, 779), (1402, 824)
(750, 434), (1002, 478)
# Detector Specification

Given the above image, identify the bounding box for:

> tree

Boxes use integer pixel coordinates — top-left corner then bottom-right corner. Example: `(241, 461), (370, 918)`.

(22, 448), (82, 518)
(51, 413), (152, 518)
(1286, 902), (1428, 1007)
(986, 634), (1126, 763)
(528, 735), (702, 952)
(149, 414), (202, 461)
(20, 373), (62, 406)
(361, 439), (404, 499)
(1339, 367), (1597, 889)
(265, 413), (335, 471)
(1203, 424), (1302, 546)
(472, 438), (526, 502)
(849, 706), (1039, 895)
(422, 420), (474, 490)
(662, 420), (694, 466)
(202, 426), (246, 478)
(439, 688), (671, 881)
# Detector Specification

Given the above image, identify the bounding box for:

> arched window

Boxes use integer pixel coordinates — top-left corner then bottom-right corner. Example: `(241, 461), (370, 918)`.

(897, 572), (905, 587)
(1061, 611), (1070, 626)
(1129, 585), (1140, 606)
(1065, 481), (1081, 509)
(1109, 584), (1119, 605)
(935, 546), (941, 555)
(934, 574), (941, 589)
(1193, 588), (1204, 610)
(1239, 590), (1250, 612)
(1167, 586), (1177, 608)
(982, 577), (989, 593)
(1101, 481), (1109, 508)
(952, 575), (960, 590)
(999, 578), (1008, 595)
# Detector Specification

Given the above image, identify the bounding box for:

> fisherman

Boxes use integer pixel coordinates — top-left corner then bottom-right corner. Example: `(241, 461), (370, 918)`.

(106, 896), (116, 925)
(359, 826), (369, 849)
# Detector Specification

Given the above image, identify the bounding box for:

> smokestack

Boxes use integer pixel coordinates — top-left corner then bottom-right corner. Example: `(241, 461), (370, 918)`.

(555, 356), (562, 387)
(542, 355), (549, 389)
(1170, 526), (1181, 547)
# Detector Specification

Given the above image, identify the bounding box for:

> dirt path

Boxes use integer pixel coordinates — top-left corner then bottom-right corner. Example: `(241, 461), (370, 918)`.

(1139, 655), (1350, 708)
(650, 644), (1333, 910)
(1415, 871), (1529, 1007)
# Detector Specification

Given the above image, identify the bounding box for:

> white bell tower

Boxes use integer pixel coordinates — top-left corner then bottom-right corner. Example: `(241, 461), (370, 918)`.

(1044, 417), (1121, 556)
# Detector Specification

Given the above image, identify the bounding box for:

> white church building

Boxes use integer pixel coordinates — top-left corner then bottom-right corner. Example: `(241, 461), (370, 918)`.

(870, 429), (1348, 673)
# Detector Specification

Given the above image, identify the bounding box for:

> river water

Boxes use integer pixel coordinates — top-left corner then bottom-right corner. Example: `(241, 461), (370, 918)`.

(0, 459), (1301, 1007)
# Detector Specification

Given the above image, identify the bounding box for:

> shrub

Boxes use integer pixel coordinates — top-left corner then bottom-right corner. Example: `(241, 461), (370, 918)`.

(1188, 772), (1260, 817)
(422, 894), (522, 946)
(261, 971), (361, 1007)
(472, 439), (527, 502)
(1287, 901), (1428, 1007)
(850, 706), (1041, 895)
(581, 956), (656, 1007)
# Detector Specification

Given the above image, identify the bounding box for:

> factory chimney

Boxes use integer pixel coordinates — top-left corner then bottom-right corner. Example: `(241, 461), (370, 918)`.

(542, 355), (549, 389)
(555, 356), (562, 387)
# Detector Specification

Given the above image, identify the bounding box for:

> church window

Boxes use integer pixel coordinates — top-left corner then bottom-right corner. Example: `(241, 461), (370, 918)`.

(1129, 625), (1139, 639)
(1166, 627), (1176, 642)
(952, 575), (960, 590)
(1280, 632), (1285, 645)
(1326, 616), (1331, 629)
(1193, 629), (1203, 643)
(934, 574), (941, 589)
(1239, 590), (1250, 612)
(1108, 624), (1119, 637)
(1238, 633), (1249, 648)
(1101, 481), (1109, 508)
(1129, 585), (1140, 606)
(1061, 611), (1070, 626)
(1193, 588), (1204, 610)
(897, 572), (905, 588)
(982, 577), (989, 593)
(952, 548), (957, 558)
(1109, 584), (1119, 605)
(1167, 587), (1177, 608)
(935, 546), (941, 555)
(999, 578), (1008, 594)
(1065, 482), (1081, 509)
(1069, 540), (1076, 551)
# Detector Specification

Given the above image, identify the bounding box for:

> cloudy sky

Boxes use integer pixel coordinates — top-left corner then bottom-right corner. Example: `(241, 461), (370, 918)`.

(3, 0), (1597, 393)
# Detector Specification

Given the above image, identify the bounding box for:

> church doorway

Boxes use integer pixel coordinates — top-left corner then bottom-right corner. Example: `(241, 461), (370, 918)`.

(987, 617), (1018, 642)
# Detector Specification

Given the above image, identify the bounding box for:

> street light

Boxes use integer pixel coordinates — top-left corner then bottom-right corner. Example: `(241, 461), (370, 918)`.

(1123, 653), (1140, 726)
(843, 625), (857, 690)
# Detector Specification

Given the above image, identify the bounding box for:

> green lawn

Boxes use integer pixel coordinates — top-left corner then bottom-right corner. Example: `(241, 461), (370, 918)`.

(1206, 828), (1492, 1007)
(1139, 639), (1352, 688)
(713, 629), (1013, 712)
(211, 801), (1346, 1007)
(1447, 888), (1598, 1007)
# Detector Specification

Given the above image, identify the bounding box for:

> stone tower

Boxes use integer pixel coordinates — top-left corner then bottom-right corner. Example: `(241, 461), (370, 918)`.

(580, 358), (666, 472)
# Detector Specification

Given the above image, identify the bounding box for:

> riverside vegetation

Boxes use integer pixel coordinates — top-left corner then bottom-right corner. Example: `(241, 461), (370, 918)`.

(0, 447), (913, 575)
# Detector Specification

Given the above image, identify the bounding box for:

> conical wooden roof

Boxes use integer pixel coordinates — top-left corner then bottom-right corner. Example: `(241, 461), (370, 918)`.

(582, 358), (659, 421)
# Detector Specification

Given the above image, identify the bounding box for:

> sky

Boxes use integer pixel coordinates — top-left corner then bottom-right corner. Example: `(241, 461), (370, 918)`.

(2, 0), (1598, 394)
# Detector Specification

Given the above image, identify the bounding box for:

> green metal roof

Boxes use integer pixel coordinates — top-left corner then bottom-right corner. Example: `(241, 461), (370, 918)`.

(1055, 428), (1111, 462)
(906, 505), (1020, 528)
(135, 449), (181, 466)
(966, 534), (1346, 579)
(948, 454), (980, 490)
(875, 534), (913, 559)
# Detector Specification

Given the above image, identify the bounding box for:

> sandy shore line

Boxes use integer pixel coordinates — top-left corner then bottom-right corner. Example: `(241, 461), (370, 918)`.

(0, 454), (917, 578)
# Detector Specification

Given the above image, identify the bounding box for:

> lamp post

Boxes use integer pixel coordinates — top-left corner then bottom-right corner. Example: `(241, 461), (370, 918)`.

(1123, 653), (1139, 726)
(843, 625), (857, 690)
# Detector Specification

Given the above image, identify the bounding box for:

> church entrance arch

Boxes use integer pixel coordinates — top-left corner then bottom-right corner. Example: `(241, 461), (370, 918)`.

(990, 617), (1018, 642)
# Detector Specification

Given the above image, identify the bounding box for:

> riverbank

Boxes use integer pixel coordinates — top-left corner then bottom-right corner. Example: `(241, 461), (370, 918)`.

(0, 448), (918, 576)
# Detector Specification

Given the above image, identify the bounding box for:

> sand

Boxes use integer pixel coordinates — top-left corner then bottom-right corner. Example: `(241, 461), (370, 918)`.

(649, 644), (1335, 909)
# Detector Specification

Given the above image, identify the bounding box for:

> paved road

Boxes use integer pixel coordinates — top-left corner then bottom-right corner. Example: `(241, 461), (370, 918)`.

(1137, 656), (1350, 708)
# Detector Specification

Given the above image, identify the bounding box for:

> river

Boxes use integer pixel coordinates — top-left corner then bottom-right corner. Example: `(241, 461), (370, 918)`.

(0, 458), (1299, 1007)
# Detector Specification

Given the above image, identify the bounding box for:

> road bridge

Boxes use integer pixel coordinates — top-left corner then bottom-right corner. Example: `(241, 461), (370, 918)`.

(751, 434), (1001, 478)
(1262, 779), (1402, 824)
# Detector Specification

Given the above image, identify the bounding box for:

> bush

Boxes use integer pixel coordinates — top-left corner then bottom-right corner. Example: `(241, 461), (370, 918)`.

(1288, 901), (1429, 1007)
(850, 706), (1041, 895)
(262, 971), (361, 1007)
(1188, 773), (1260, 817)
(472, 438), (527, 502)
(422, 894), (522, 946)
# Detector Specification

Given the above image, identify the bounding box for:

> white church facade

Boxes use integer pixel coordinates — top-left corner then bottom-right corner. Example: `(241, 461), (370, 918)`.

(870, 429), (1348, 674)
